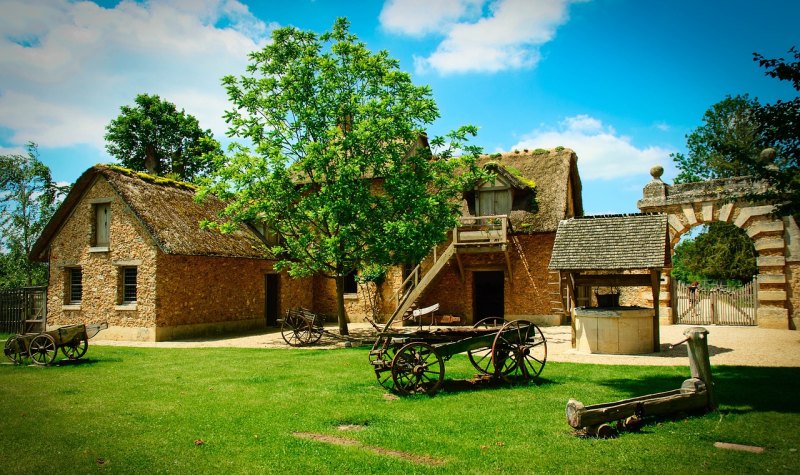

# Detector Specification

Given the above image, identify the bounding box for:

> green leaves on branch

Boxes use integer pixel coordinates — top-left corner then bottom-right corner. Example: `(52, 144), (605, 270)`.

(105, 94), (222, 182)
(200, 18), (485, 331)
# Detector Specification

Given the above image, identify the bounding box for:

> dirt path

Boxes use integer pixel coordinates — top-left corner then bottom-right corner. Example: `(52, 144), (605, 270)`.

(93, 323), (800, 367)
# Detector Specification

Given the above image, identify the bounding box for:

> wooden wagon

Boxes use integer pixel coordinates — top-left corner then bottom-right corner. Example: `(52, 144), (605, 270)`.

(4, 323), (108, 366)
(369, 310), (547, 395)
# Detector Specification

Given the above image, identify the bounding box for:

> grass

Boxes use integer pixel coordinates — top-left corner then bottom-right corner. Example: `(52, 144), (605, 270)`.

(1, 345), (799, 474)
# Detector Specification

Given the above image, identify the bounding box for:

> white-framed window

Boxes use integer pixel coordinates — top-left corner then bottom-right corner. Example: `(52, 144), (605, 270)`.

(93, 202), (110, 247)
(120, 267), (137, 304)
(67, 267), (82, 304)
(475, 178), (512, 216)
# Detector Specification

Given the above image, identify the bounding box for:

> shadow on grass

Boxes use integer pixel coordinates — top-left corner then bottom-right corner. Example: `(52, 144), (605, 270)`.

(439, 375), (557, 394)
(593, 366), (800, 414)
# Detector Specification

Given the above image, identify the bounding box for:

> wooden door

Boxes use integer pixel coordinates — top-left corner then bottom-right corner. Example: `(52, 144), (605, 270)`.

(265, 274), (279, 327)
(473, 271), (504, 322)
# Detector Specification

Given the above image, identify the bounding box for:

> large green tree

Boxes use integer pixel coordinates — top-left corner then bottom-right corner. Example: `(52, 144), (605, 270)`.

(105, 94), (222, 182)
(671, 223), (757, 284)
(672, 47), (799, 218)
(671, 94), (763, 184)
(200, 18), (484, 335)
(0, 143), (65, 288)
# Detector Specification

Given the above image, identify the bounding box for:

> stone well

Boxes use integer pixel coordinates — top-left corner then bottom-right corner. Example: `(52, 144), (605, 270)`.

(573, 307), (655, 354)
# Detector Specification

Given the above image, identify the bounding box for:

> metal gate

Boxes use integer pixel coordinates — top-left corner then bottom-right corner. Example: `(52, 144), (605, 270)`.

(0, 286), (47, 333)
(674, 276), (757, 326)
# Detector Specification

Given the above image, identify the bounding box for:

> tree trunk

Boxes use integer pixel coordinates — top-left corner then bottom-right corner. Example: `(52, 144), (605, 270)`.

(145, 144), (158, 174)
(335, 275), (350, 336)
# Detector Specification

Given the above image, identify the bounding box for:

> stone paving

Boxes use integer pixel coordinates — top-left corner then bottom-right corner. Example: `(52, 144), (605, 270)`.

(93, 323), (800, 367)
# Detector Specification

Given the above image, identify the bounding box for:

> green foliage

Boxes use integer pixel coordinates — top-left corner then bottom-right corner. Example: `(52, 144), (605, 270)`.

(671, 95), (763, 184)
(671, 223), (757, 284)
(672, 47), (799, 219)
(200, 18), (485, 333)
(104, 94), (222, 182)
(751, 47), (800, 219)
(1, 346), (799, 473)
(0, 143), (65, 288)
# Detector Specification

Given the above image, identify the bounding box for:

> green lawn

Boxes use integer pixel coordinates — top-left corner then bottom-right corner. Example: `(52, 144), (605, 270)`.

(1, 345), (798, 474)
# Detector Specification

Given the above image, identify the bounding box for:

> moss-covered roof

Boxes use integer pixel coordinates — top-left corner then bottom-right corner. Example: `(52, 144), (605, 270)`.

(470, 148), (583, 233)
(30, 165), (267, 260)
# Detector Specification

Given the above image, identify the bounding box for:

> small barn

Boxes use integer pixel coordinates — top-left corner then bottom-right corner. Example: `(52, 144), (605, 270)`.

(30, 165), (312, 341)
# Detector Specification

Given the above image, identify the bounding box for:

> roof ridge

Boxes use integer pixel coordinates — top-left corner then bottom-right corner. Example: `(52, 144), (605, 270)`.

(97, 164), (198, 192)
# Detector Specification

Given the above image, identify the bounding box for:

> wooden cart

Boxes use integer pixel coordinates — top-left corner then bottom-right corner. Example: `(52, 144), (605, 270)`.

(369, 316), (547, 395)
(4, 323), (108, 366)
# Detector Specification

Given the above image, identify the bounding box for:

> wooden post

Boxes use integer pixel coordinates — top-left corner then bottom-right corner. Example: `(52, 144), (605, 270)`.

(566, 272), (577, 348)
(684, 326), (716, 410)
(650, 270), (661, 353)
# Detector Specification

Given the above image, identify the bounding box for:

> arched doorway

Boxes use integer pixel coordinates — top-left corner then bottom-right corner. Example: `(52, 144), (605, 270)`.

(638, 167), (799, 330)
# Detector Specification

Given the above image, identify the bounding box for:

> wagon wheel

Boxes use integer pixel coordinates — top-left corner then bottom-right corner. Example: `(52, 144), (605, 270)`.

(368, 335), (399, 390)
(61, 337), (88, 360)
(4, 336), (25, 365)
(467, 317), (509, 375)
(492, 320), (547, 380)
(308, 322), (324, 345)
(391, 342), (444, 395)
(29, 334), (57, 366)
(280, 314), (313, 346)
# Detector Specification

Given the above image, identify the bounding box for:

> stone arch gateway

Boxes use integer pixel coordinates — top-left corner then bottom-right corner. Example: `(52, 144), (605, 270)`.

(637, 167), (800, 330)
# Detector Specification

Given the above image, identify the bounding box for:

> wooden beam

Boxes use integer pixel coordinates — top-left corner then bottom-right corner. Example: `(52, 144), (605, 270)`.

(650, 270), (661, 353)
(572, 274), (652, 287)
(565, 272), (577, 349)
(455, 253), (465, 283)
(504, 250), (513, 282)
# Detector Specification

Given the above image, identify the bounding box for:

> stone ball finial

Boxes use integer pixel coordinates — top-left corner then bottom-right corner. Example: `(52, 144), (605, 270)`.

(759, 148), (776, 161)
(650, 165), (664, 181)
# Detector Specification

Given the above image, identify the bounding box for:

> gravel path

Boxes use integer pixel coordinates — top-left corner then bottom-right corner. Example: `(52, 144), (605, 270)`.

(93, 323), (800, 367)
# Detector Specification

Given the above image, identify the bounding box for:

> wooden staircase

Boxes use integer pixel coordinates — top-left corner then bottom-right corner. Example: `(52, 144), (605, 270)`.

(387, 242), (456, 325)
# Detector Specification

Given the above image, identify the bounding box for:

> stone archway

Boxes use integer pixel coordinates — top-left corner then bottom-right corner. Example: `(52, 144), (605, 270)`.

(638, 167), (799, 330)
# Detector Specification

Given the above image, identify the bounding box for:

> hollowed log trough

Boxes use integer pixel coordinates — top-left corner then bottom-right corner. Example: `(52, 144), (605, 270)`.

(566, 327), (716, 437)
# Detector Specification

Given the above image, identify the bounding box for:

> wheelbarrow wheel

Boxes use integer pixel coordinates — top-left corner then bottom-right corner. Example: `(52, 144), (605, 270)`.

(467, 317), (506, 375)
(29, 334), (57, 366)
(280, 314), (311, 347)
(4, 336), (24, 364)
(391, 342), (444, 395)
(61, 337), (88, 360)
(492, 320), (547, 380)
(369, 335), (399, 391)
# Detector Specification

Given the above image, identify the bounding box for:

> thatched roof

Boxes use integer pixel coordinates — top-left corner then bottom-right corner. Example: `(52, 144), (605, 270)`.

(30, 165), (268, 261)
(548, 213), (669, 271)
(468, 148), (582, 233)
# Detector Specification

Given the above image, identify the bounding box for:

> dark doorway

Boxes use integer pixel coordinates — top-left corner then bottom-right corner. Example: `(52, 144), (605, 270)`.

(265, 274), (279, 327)
(473, 271), (504, 321)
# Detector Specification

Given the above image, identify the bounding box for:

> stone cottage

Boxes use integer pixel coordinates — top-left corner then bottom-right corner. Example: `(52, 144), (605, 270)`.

(30, 165), (313, 341)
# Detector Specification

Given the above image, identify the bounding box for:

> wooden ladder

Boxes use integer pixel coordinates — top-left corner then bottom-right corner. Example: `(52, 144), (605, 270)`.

(387, 242), (456, 325)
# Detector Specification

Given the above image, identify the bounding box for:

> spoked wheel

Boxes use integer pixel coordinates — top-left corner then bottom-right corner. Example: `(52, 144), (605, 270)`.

(4, 336), (25, 364)
(391, 342), (444, 395)
(368, 335), (399, 391)
(281, 314), (313, 347)
(61, 337), (88, 360)
(492, 320), (547, 380)
(29, 334), (57, 366)
(467, 317), (506, 375)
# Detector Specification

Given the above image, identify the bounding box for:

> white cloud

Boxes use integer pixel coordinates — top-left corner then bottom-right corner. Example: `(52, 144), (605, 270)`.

(380, 0), (483, 37)
(0, 0), (275, 151)
(381, 0), (581, 74)
(511, 115), (674, 180)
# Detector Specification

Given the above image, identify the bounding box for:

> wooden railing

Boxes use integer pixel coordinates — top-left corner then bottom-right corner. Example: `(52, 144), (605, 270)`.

(454, 215), (509, 246)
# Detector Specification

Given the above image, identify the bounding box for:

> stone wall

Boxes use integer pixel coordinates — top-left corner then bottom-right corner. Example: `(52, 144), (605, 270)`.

(46, 177), (159, 340)
(788, 262), (799, 329)
(155, 254), (313, 339)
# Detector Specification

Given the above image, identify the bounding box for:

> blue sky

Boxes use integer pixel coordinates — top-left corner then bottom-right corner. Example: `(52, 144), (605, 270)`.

(0, 0), (797, 214)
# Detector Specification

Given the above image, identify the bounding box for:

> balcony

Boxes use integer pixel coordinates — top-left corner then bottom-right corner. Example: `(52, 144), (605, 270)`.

(454, 215), (509, 253)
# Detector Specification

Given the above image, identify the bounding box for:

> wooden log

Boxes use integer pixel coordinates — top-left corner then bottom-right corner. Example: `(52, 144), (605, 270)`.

(566, 378), (708, 429)
(684, 327), (717, 410)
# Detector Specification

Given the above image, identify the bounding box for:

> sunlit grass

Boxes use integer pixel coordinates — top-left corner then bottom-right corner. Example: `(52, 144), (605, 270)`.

(1, 346), (798, 474)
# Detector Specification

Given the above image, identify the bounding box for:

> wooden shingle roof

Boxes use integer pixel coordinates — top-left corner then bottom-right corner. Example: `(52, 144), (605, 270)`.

(548, 213), (669, 271)
(31, 165), (268, 260)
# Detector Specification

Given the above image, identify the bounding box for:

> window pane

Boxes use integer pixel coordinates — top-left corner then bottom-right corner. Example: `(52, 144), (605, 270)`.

(70, 268), (82, 303)
(344, 271), (358, 294)
(123, 267), (137, 303)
